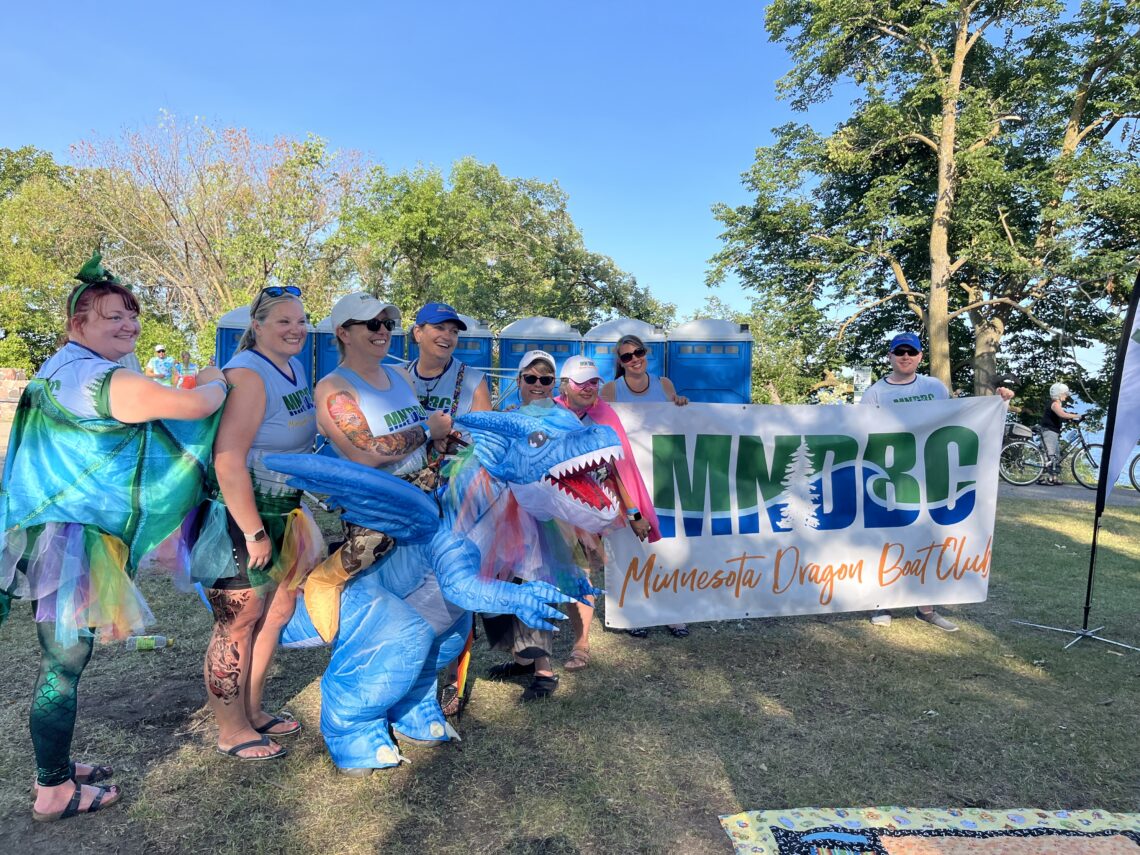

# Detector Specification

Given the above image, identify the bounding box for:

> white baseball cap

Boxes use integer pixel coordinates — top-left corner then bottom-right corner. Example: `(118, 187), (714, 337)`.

(330, 293), (400, 330)
(561, 356), (603, 384)
(155, 344), (167, 352)
(519, 349), (556, 372)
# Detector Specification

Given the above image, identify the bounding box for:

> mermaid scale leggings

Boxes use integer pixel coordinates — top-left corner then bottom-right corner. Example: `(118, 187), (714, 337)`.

(30, 620), (94, 786)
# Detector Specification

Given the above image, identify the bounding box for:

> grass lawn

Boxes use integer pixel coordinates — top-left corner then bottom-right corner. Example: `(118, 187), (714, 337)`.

(0, 495), (1137, 854)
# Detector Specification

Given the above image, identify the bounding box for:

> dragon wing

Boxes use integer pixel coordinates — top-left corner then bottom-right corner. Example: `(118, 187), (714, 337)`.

(264, 453), (439, 544)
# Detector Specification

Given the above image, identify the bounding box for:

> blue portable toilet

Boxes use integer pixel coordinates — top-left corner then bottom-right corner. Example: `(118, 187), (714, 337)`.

(406, 313), (494, 372)
(583, 317), (666, 383)
(213, 305), (316, 388)
(666, 319), (753, 403)
(493, 317), (582, 408)
(312, 314), (406, 383)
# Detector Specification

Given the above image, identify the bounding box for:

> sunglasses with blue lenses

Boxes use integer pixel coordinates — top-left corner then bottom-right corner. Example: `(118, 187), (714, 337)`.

(344, 317), (397, 332)
(259, 285), (302, 298)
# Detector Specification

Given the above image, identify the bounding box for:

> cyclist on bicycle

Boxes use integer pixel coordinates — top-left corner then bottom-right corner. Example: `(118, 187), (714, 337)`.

(1039, 382), (1082, 486)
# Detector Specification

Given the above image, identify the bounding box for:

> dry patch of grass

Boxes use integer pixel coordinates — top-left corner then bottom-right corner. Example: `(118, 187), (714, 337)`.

(0, 496), (1137, 854)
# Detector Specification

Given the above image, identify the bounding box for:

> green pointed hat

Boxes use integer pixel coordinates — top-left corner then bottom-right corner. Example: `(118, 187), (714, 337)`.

(74, 250), (120, 285)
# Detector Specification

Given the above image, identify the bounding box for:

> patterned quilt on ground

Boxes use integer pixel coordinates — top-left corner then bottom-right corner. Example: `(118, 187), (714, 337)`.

(719, 807), (1140, 854)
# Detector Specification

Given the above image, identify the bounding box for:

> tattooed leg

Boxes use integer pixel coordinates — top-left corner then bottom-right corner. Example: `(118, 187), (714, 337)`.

(204, 589), (280, 756)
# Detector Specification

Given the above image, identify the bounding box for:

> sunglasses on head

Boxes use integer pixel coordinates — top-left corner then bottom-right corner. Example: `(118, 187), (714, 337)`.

(619, 346), (648, 363)
(892, 347), (920, 356)
(521, 373), (554, 386)
(259, 285), (302, 298)
(568, 377), (601, 390)
(344, 317), (396, 332)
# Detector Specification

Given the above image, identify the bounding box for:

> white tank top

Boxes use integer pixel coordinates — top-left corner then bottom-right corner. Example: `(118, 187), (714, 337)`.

(329, 364), (429, 476)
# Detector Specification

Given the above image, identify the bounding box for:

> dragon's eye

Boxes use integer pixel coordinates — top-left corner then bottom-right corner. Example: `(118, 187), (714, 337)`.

(528, 430), (548, 448)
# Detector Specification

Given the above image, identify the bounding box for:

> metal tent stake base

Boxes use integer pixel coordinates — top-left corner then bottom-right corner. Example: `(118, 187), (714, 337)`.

(1011, 619), (1140, 653)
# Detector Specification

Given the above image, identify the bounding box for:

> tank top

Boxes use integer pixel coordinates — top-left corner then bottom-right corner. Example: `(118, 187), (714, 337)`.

(36, 341), (120, 419)
(223, 349), (316, 507)
(1039, 399), (1064, 431)
(329, 364), (429, 476)
(408, 357), (486, 417)
(613, 374), (670, 403)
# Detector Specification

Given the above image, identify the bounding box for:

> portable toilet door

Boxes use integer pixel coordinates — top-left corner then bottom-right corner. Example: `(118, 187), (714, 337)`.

(583, 317), (666, 384)
(666, 319), (753, 403)
(213, 305), (316, 388)
(312, 315), (406, 384)
(214, 306), (250, 372)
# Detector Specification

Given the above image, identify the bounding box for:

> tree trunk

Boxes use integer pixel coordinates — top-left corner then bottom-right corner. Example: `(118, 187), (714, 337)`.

(969, 309), (1004, 396)
(926, 4), (972, 392)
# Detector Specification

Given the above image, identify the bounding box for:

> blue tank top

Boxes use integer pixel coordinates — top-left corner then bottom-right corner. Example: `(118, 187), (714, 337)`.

(329, 364), (429, 476)
(224, 349), (316, 505)
(612, 375), (670, 403)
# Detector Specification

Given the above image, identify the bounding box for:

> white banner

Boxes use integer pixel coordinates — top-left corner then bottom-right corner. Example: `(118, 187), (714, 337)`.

(1102, 291), (1140, 499)
(603, 398), (1004, 628)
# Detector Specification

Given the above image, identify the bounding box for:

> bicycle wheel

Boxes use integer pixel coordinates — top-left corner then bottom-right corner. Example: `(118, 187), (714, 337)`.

(1070, 442), (1103, 490)
(999, 441), (1045, 486)
(1131, 454), (1140, 492)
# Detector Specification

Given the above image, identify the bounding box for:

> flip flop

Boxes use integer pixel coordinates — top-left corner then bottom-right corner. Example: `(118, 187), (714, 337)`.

(254, 713), (302, 737)
(32, 781), (121, 822)
(215, 736), (287, 761)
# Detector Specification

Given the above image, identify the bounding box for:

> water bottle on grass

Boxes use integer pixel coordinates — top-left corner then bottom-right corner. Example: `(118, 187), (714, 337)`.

(124, 635), (173, 650)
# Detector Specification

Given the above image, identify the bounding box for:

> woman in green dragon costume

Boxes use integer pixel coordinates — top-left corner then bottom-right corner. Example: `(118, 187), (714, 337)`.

(0, 254), (228, 822)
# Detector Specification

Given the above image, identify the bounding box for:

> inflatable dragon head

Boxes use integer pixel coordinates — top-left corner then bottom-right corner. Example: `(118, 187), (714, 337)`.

(456, 406), (623, 532)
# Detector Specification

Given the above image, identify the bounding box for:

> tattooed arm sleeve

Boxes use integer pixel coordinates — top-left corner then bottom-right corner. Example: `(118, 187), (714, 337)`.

(327, 391), (426, 459)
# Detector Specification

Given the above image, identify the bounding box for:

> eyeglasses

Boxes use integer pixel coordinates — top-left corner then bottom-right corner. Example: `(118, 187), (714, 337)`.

(891, 347), (920, 357)
(521, 374), (554, 386)
(567, 377), (601, 390)
(156, 349), (166, 353)
(618, 347), (648, 363)
(344, 317), (396, 332)
(260, 286), (302, 298)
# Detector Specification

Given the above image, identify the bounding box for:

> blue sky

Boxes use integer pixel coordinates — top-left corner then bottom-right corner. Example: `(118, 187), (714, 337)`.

(0, 1), (845, 319)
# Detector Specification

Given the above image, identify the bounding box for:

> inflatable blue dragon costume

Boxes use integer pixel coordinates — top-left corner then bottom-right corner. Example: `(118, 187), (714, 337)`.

(267, 405), (622, 772)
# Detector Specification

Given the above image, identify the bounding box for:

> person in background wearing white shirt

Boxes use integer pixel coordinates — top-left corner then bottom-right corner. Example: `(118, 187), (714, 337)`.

(858, 332), (1013, 631)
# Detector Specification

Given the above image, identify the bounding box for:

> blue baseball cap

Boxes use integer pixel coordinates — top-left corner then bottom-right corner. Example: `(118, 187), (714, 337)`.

(414, 302), (467, 330)
(889, 332), (922, 352)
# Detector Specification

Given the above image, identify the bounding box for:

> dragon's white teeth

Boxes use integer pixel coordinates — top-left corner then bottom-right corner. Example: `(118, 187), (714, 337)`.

(549, 445), (623, 479)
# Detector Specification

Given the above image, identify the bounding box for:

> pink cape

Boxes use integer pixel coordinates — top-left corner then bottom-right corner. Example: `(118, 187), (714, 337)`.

(555, 395), (661, 543)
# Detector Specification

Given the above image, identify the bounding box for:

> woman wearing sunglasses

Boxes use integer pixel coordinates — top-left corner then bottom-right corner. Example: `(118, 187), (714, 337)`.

(600, 334), (688, 407)
(600, 335), (690, 639)
(1, 253), (228, 820)
(191, 284), (324, 761)
(304, 294), (451, 640)
(484, 350), (565, 700)
(556, 356), (663, 670)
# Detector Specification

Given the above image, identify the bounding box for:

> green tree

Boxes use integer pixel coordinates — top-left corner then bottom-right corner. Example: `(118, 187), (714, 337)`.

(711, 0), (1140, 396)
(341, 157), (674, 330)
(0, 149), (100, 372)
(71, 116), (357, 334)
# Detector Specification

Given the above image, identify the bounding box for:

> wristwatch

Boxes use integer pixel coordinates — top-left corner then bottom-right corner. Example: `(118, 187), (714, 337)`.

(244, 528), (267, 543)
